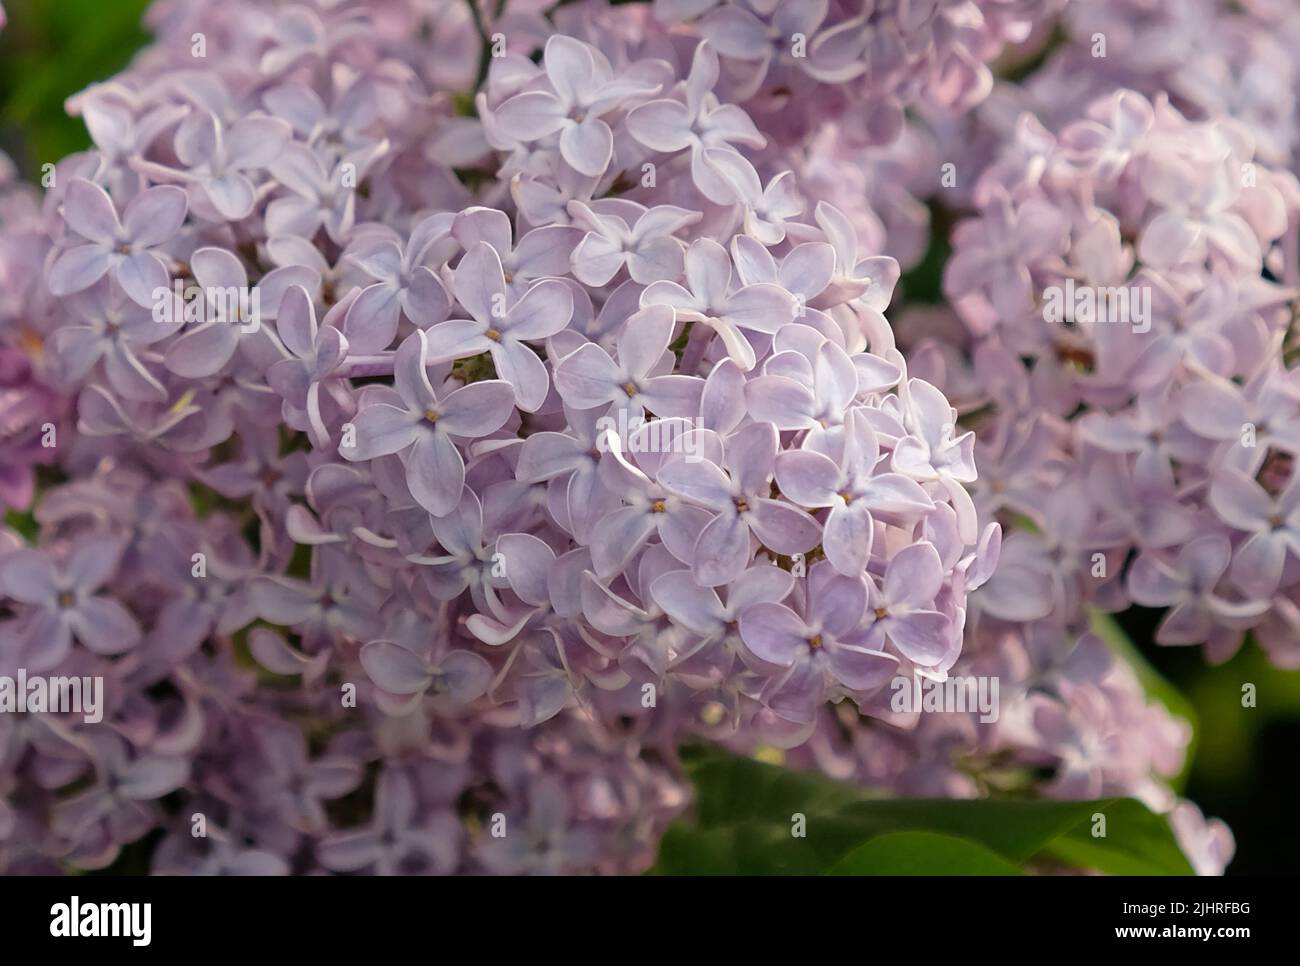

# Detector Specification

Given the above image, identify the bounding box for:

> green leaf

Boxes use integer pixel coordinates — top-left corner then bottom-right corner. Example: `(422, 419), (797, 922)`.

(833, 797), (1105, 862)
(682, 746), (862, 827)
(652, 819), (883, 875)
(826, 831), (1024, 876)
(4, 509), (38, 542)
(1039, 798), (1196, 876)
(651, 749), (1194, 875)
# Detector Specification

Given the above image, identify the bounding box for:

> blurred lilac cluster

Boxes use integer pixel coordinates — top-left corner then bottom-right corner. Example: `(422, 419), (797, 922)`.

(0, 0), (1279, 876)
(788, 2), (1300, 876)
(935, 89), (1300, 667)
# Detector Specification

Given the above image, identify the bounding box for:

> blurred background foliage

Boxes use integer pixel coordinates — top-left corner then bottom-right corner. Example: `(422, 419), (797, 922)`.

(1, 0), (1296, 874)
(1123, 609), (1300, 875)
(0, 0), (151, 170)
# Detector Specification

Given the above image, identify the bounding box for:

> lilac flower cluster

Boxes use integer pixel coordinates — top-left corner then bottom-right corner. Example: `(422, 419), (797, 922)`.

(4, 0), (1282, 878)
(1022, 0), (1300, 172)
(0, 0), (1017, 874)
(934, 89), (1300, 668)
(793, 11), (1300, 874)
(648, 0), (1063, 147)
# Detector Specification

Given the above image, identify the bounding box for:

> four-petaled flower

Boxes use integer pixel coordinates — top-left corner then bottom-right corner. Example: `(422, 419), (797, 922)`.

(641, 238), (795, 371)
(340, 329), (516, 516)
(492, 35), (660, 177)
(776, 408), (934, 576)
(0, 538), (142, 670)
(658, 422), (821, 586)
(48, 179), (188, 307)
(423, 242), (573, 412)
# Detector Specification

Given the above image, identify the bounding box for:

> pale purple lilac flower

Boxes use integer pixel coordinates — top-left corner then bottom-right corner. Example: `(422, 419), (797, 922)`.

(0, 538), (141, 670)
(141, 110), (292, 221)
(657, 422), (821, 586)
(641, 237), (795, 371)
(491, 34), (661, 178)
(164, 245), (318, 378)
(776, 408), (933, 576)
(47, 179), (187, 306)
(626, 43), (766, 204)
(740, 562), (899, 724)
(340, 213), (454, 353)
(424, 242), (572, 412)
(567, 200), (699, 287)
(554, 304), (702, 417)
(339, 329), (515, 516)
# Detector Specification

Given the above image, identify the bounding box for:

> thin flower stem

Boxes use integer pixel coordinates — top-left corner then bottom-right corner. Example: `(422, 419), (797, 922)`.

(466, 0), (494, 92)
